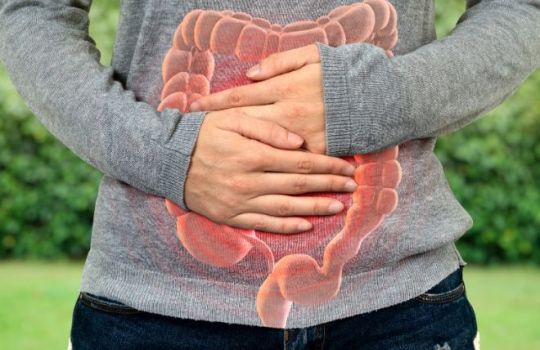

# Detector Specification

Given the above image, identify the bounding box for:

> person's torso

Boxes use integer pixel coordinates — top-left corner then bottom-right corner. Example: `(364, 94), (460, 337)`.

(88, 0), (473, 324)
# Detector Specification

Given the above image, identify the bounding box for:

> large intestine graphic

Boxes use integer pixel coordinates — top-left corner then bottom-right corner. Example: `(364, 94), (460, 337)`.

(158, 0), (402, 328)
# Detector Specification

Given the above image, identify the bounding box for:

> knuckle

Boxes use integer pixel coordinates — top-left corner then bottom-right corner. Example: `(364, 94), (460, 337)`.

(328, 160), (343, 175)
(225, 216), (239, 228)
(224, 205), (243, 222)
(287, 82), (299, 95)
(222, 193), (240, 211)
(277, 201), (292, 216)
(209, 206), (226, 223)
(258, 148), (273, 167)
(293, 175), (308, 191)
(230, 117), (246, 135)
(279, 221), (289, 234)
(326, 177), (337, 191)
(227, 90), (243, 106)
(297, 158), (313, 172)
(252, 218), (268, 231)
(279, 83), (297, 97)
(235, 153), (264, 170)
(226, 176), (250, 195)
(286, 103), (303, 119)
(312, 199), (323, 214)
(249, 153), (265, 168)
(233, 155), (251, 169)
(324, 157), (336, 171)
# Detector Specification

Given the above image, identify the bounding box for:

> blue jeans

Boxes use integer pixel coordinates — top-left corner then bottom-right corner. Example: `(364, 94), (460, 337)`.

(69, 267), (478, 349)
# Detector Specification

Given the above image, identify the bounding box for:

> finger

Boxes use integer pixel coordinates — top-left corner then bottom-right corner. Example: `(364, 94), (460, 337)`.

(190, 79), (277, 112)
(235, 102), (320, 129)
(227, 212), (313, 234)
(260, 146), (356, 176)
(245, 44), (321, 80)
(225, 114), (304, 149)
(256, 173), (357, 195)
(246, 194), (346, 217)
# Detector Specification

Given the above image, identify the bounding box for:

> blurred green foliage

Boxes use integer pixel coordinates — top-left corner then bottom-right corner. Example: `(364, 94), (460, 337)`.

(0, 0), (117, 258)
(434, 0), (540, 264)
(0, 0), (538, 263)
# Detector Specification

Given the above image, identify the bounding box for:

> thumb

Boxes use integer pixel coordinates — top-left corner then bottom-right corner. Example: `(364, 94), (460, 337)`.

(246, 44), (321, 80)
(228, 116), (304, 150)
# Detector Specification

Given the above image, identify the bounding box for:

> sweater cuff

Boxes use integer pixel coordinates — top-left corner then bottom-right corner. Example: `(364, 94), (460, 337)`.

(316, 42), (352, 156)
(157, 110), (207, 211)
(316, 41), (411, 155)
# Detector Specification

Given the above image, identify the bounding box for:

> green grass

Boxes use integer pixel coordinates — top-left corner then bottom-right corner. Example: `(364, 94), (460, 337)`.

(0, 262), (539, 349)
(0, 261), (83, 350)
(463, 266), (540, 350)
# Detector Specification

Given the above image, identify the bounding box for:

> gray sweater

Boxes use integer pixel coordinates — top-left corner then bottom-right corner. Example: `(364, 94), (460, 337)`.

(0, 0), (538, 329)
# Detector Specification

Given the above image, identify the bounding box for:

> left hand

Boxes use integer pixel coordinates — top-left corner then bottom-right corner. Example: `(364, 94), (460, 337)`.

(189, 44), (327, 154)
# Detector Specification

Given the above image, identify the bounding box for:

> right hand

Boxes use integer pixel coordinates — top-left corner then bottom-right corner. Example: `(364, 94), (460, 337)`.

(184, 109), (358, 234)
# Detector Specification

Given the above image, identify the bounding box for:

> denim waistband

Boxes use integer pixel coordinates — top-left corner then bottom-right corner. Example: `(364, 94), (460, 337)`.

(423, 267), (463, 294)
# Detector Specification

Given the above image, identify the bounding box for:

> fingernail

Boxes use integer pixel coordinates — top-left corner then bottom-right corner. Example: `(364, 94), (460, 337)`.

(246, 64), (260, 78)
(287, 132), (304, 145)
(344, 165), (356, 176)
(297, 221), (312, 231)
(189, 102), (201, 112)
(329, 201), (344, 213)
(345, 180), (357, 192)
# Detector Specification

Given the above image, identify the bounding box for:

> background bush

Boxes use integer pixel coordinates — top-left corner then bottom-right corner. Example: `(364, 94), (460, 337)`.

(0, 0), (538, 263)
(0, 0), (118, 259)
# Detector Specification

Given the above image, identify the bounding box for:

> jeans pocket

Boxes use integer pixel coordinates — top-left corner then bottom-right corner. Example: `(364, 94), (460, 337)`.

(414, 267), (466, 305)
(78, 292), (141, 315)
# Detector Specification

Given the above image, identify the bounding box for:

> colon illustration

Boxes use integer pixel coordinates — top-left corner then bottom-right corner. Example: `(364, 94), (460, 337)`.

(158, 0), (402, 328)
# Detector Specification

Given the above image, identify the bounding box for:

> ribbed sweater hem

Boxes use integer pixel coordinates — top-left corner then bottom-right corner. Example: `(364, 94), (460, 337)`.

(80, 242), (466, 329)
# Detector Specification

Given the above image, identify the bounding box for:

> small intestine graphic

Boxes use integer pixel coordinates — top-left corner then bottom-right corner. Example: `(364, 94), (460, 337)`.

(159, 0), (402, 328)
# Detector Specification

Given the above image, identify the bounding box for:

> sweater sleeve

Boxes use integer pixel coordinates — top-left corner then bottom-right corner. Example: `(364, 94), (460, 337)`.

(317, 0), (540, 156)
(0, 0), (206, 210)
